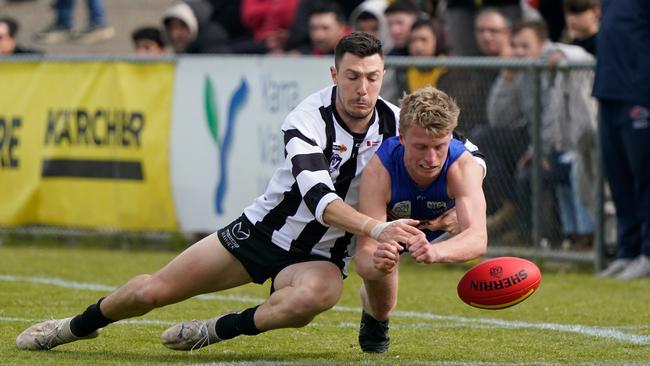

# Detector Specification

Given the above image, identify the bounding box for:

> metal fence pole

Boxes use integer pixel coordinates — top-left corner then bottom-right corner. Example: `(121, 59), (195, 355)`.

(594, 105), (605, 272)
(531, 66), (543, 248)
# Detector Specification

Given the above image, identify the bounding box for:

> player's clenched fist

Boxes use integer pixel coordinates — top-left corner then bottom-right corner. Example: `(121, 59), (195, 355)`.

(372, 242), (402, 273)
(407, 236), (441, 264)
(420, 208), (460, 235)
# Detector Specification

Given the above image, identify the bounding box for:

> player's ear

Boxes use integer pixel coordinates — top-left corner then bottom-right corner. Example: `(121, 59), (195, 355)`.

(329, 66), (337, 84)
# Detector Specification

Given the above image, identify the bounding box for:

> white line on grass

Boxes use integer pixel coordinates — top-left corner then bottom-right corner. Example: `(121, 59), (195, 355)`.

(1, 316), (176, 326)
(177, 361), (567, 366)
(171, 361), (650, 366)
(2, 274), (650, 345)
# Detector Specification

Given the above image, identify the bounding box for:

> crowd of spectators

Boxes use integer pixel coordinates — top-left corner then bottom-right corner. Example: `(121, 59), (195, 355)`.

(0, 1), (582, 58)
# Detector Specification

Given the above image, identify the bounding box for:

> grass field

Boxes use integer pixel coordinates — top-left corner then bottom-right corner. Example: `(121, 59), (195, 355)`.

(2, 243), (650, 365)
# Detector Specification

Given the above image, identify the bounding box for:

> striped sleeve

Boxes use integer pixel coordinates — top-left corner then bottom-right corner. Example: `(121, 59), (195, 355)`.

(282, 111), (339, 225)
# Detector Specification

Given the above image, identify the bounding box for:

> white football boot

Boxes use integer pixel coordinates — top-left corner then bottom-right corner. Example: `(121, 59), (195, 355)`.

(160, 319), (222, 351)
(16, 317), (99, 350)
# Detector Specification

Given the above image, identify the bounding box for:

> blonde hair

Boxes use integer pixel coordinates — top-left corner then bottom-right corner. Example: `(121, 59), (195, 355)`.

(399, 86), (459, 136)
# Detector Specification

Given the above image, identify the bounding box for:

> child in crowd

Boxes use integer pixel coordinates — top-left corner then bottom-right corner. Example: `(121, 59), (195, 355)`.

(562, 0), (599, 55)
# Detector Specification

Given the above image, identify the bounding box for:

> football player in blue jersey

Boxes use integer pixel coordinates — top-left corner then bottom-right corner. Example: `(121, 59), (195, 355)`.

(354, 86), (488, 353)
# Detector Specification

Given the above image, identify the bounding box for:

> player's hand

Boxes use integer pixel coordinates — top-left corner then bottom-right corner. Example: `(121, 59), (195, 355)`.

(373, 242), (401, 273)
(546, 51), (565, 67)
(408, 237), (441, 264)
(370, 218), (421, 247)
(420, 208), (460, 235)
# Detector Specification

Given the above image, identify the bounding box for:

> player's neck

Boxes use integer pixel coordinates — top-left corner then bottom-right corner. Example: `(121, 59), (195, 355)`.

(406, 165), (440, 189)
(344, 118), (373, 134)
(334, 102), (373, 134)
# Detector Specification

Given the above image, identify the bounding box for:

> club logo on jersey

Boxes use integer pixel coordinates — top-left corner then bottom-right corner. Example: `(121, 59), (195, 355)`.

(332, 143), (347, 153)
(204, 76), (249, 215)
(231, 221), (250, 240)
(366, 140), (380, 147)
(427, 201), (447, 210)
(329, 154), (343, 172)
(390, 201), (412, 218)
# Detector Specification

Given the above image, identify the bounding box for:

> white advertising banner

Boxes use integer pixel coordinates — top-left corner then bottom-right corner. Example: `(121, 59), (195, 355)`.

(171, 56), (333, 232)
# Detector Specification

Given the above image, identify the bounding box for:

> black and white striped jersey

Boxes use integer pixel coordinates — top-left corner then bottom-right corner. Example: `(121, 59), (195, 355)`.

(243, 85), (400, 269)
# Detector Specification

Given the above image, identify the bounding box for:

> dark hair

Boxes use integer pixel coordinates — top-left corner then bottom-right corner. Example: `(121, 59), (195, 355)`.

(356, 11), (378, 22)
(334, 31), (383, 69)
(0, 16), (19, 38)
(513, 19), (549, 41)
(563, 0), (600, 14)
(410, 18), (450, 56)
(310, 1), (346, 24)
(384, 0), (419, 16)
(132, 26), (166, 48)
(475, 7), (512, 31)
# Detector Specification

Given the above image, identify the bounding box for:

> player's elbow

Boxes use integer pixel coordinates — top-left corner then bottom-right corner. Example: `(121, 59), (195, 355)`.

(473, 232), (488, 258)
(457, 230), (487, 261)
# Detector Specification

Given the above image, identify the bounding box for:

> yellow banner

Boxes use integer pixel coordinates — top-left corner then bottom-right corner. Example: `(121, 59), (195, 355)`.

(0, 61), (177, 230)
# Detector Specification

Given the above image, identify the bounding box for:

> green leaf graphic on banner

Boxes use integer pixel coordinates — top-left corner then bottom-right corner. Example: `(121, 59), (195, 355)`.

(204, 75), (220, 148)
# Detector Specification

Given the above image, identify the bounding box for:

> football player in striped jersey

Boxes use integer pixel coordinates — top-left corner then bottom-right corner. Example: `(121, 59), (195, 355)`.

(16, 32), (426, 352)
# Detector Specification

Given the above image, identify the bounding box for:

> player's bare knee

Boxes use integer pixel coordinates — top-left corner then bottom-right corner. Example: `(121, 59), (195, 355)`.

(291, 283), (341, 316)
(132, 275), (169, 309)
(354, 261), (374, 280)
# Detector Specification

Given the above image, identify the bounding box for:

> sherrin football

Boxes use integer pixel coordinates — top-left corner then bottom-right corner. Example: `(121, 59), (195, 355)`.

(457, 256), (541, 309)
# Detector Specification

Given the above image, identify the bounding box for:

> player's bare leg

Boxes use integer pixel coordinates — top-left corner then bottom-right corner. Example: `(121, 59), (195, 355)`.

(256, 260), (344, 329)
(162, 260), (344, 351)
(360, 270), (399, 321)
(17, 233), (253, 351)
(358, 270), (398, 353)
(103, 233), (252, 319)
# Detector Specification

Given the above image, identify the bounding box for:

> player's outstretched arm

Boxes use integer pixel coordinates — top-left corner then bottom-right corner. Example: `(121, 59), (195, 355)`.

(283, 114), (419, 245)
(353, 156), (398, 278)
(408, 152), (488, 263)
(322, 156), (421, 251)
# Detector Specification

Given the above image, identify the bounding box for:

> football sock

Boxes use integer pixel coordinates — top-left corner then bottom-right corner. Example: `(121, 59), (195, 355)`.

(70, 297), (115, 337)
(215, 305), (262, 340)
(362, 310), (389, 325)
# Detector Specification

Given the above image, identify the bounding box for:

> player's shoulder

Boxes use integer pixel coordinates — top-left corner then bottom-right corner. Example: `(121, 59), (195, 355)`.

(376, 136), (402, 171)
(377, 96), (400, 116)
(451, 131), (479, 153)
(448, 148), (485, 183)
(377, 135), (401, 154)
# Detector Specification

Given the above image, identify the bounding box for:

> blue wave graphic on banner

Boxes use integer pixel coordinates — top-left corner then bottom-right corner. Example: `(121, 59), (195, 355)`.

(215, 78), (249, 214)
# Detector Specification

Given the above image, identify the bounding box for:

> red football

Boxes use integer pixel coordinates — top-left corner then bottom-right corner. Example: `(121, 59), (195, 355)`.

(457, 256), (541, 309)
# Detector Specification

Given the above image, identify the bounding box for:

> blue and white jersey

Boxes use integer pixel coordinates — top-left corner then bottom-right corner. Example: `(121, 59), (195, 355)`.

(243, 85), (400, 270)
(377, 136), (468, 241)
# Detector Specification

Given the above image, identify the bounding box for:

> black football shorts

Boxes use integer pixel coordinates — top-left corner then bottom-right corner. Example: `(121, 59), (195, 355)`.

(217, 214), (345, 285)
